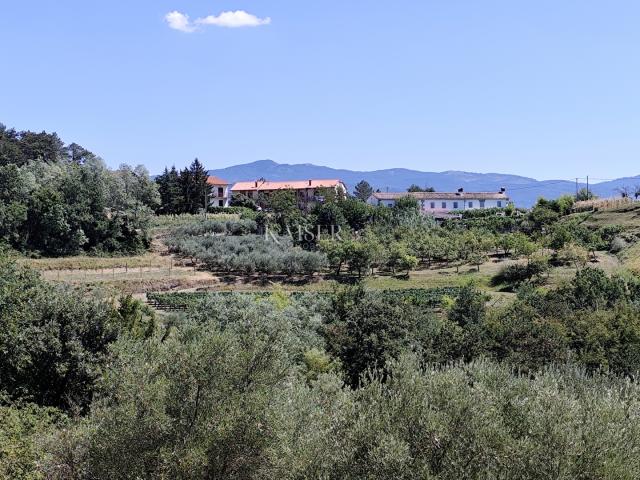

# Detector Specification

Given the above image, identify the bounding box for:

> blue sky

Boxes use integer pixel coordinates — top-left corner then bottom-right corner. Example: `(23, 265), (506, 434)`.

(1, 1), (639, 180)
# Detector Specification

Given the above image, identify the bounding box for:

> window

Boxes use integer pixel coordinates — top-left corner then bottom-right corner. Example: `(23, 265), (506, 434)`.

(430, 202), (435, 209)
(218, 199), (224, 207)
(217, 187), (224, 197)
(453, 201), (459, 209)
(468, 201), (473, 208)
(497, 201), (502, 208)
(441, 202), (447, 209)
(480, 200), (485, 208)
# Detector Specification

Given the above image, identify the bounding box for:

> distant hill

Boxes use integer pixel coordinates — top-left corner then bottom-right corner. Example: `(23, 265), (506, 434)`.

(208, 160), (640, 207)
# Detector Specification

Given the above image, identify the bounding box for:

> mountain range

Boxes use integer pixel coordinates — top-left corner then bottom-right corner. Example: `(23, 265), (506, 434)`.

(208, 160), (640, 207)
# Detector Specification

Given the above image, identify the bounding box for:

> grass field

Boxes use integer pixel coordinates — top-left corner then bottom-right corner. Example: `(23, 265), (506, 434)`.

(621, 241), (640, 273)
(569, 203), (640, 231)
(18, 252), (173, 271)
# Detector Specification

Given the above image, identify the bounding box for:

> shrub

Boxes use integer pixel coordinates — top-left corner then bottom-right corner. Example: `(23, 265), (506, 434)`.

(492, 258), (549, 288)
(0, 259), (119, 410)
(610, 236), (627, 253)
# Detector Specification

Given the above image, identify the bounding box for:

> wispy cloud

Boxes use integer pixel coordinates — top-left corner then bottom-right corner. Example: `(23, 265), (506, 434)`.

(165, 11), (196, 33)
(165, 9), (271, 32)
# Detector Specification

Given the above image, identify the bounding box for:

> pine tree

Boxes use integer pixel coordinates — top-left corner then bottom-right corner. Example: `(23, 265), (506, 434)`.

(189, 158), (211, 212)
(156, 167), (170, 213)
(180, 166), (194, 213)
(353, 180), (373, 201)
(167, 166), (182, 214)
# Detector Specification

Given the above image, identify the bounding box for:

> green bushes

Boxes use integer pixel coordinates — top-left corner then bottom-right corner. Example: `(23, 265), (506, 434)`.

(5, 274), (640, 477)
(492, 257), (550, 288)
(146, 287), (464, 312)
(0, 259), (120, 410)
(0, 401), (64, 480)
(44, 349), (640, 478)
(0, 258), (151, 410)
(0, 142), (159, 256)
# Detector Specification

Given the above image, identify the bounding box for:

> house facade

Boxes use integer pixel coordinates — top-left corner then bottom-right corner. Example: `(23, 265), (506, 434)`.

(231, 179), (348, 210)
(207, 176), (231, 208)
(367, 188), (510, 215)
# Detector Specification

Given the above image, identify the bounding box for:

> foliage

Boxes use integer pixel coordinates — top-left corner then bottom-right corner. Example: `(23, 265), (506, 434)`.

(407, 184), (435, 192)
(168, 233), (327, 275)
(0, 401), (64, 480)
(576, 187), (596, 201)
(0, 125), (158, 255)
(492, 257), (550, 289)
(0, 259), (120, 410)
(353, 179), (373, 201)
(155, 158), (211, 215)
(230, 192), (258, 210)
(556, 242), (590, 269)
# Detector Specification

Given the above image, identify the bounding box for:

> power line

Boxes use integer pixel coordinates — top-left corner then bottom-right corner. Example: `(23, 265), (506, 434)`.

(506, 180), (576, 191)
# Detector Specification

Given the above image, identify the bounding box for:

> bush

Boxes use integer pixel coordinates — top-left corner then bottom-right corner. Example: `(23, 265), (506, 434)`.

(0, 259), (119, 410)
(610, 236), (627, 253)
(492, 258), (549, 288)
(0, 401), (64, 480)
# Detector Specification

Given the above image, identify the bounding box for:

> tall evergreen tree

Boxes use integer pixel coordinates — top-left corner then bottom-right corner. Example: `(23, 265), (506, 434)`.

(166, 166), (182, 214)
(179, 167), (192, 213)
(189, 158), (211, 213)
(353, 180), (373, 202)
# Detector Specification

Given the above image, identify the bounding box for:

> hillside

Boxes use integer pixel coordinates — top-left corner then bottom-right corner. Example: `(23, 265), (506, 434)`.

(209, 160), (640, 207)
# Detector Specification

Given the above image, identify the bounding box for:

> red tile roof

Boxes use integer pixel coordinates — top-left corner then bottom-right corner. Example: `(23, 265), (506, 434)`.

(231, 179), (344, 191)
(206, 176), (230, 185)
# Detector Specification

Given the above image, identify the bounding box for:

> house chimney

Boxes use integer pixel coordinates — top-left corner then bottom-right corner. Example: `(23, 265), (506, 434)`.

(457, 187), (464, 194)
(499, 187), (506, 193)
(254, 180), (258, 188)
(308, 179), (312, 186)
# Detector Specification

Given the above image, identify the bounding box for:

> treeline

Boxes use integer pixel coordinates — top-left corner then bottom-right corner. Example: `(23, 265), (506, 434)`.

(4, 260), (640, 477)
(0, 124), (159, 255)
(155, 158), (212, 215)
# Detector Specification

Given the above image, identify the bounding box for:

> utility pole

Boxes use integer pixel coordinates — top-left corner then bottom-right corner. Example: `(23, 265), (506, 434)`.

(204, 185), (208, 219)
(575, 178), (579, 199)
(586, 175), (589, 199)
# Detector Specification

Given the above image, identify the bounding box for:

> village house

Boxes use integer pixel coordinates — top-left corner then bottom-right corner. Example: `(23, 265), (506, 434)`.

(231, 179), (348, 210)
(206, 176), (231, 208)
(367, 188), (510, 216)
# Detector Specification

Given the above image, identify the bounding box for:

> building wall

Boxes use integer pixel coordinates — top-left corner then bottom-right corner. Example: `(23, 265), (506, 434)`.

(418, 198), (506, 211)
(368, 196), (508, 211)
(233, 185), (346, 208)
(209, 184), (230, 208)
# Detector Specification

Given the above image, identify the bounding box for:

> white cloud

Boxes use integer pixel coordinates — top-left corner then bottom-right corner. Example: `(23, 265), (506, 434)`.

(165, 11), (195, 32)
(164, 9), (271, 32)
(195, 10), (271, 28)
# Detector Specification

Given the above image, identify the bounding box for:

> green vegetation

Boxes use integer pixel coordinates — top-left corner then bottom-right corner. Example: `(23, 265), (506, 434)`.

(4, 126), (640, 476)
(0, 124), (159, 256)
(13, 284), (640, 478)
(147, 287), (463, 311)
(155, 158), (211, 215)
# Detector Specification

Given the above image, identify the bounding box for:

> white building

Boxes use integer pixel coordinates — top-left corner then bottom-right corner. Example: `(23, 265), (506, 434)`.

(207, 176), (231, 208)
(367, 188), (510, 215)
